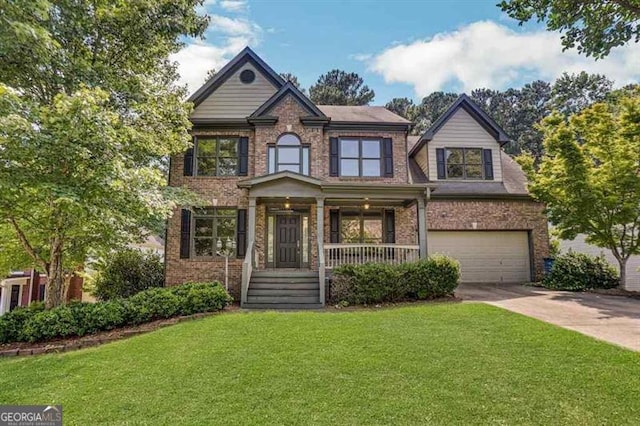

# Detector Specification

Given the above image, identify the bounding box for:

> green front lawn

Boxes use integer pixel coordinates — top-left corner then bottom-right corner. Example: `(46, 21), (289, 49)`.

(1, 303), (638, 425)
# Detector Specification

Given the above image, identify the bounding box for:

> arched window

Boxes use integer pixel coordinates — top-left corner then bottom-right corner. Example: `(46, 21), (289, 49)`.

(268, 134), (310, 175)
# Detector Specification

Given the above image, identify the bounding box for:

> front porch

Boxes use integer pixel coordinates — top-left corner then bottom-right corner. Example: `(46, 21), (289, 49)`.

(237, 172), (431, 307)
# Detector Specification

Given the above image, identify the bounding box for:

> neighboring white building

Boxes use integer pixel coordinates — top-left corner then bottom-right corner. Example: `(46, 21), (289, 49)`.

(559, 235), (640, 292)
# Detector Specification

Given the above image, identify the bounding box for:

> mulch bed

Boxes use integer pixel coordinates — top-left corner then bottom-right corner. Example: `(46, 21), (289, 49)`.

(0, 307), (238, 358)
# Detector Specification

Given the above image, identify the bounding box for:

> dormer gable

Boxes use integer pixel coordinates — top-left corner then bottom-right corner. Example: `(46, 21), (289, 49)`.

(189, 47), (286, 121)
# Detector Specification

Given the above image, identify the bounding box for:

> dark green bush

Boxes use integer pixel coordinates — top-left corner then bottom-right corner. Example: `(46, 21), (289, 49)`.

(543, 251), (619, 291)
(93, 248), (165, 301)
(330, 256), (460, 305)
(1, 282), (231, 343)
(0, 302), (45, 343)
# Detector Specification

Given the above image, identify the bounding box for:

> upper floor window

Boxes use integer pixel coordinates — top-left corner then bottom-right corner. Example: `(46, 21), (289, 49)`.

(268, 134), (310, 175)
(340, 138), (381, 177)
(445, 148), (484, 179)
(193, 207), (236, 257)
(196, 137), (238, 176)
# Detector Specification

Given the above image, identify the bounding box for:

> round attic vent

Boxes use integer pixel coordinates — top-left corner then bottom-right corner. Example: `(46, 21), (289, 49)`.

(240, 69), (255, 84)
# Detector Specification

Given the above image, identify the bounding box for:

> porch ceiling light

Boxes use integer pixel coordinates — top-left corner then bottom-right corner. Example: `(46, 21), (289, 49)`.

(284, 197), (291, 209)
(363, 198), (370, 210)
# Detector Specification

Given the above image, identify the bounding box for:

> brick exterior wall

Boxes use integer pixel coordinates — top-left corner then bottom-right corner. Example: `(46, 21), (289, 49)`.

(165, 91), (550, 297)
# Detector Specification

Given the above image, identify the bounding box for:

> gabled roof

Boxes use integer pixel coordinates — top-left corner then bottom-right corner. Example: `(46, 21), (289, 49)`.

(409, 94), (511, 157)
(250, 81), (327, 118)
(237, 171), (322, 188)
(317, 105), (411, 124)
(188, 47), (286, 107)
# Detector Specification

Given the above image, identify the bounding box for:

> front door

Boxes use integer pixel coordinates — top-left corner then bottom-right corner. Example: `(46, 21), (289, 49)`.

(276, 215), (300, 268)
(9, 285), (20, 311)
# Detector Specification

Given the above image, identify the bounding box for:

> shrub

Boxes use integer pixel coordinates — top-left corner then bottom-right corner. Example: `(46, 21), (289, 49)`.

(2, 282), (231, 343)
(543, 251), (619, 291)
(93, 249), (165, 301)
(330, 256), (460, 305)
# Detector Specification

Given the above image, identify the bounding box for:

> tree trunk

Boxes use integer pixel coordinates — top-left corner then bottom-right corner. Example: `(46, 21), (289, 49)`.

(45, 245), (66, 309)
(617, 257), (628, 290)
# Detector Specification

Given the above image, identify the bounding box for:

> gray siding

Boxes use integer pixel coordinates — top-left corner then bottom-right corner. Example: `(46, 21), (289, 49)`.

(191, 62), (278, 119)
(426, 108), (503, 181)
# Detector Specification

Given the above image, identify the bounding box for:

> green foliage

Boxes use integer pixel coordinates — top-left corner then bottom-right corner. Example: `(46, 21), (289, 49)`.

(0, 282), (231, 343)
(279, 73), (305, 93)
(543, 251), (619, 291)
(499, 0), (640, 58)
(309, 70), (375, 105)
(521, 91), (640, 288)
(93, 249), (165, 301)
(330, 257), (460, 305)
(0, 0), (207, 307)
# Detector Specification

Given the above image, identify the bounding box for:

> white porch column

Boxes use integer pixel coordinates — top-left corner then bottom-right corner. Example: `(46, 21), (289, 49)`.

(241, 197), (257, 305)
(316, 197), (326, 305)
(247, 197), (257, 247)
(417, 196), (428, 259)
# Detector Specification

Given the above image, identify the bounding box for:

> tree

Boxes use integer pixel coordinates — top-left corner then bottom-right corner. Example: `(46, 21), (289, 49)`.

(204, 68), (217, 82)
(518, 91), (640, 289)
(309, 70), (375, 105)
(0, 0), (206, 308)
(411, 92), (459, 135)
(550, 72), (613, 116)
(279, 72), (305, 93)
(499, 0), (640, 58)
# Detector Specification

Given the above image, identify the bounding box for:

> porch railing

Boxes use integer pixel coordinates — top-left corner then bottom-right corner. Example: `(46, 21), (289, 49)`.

(241, 240), (255, 305)
(324, 244), (420, 269)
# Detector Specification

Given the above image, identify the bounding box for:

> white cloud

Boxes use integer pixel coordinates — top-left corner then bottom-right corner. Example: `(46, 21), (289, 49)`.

(367, 21), (640, 97)
(219, 0), (247, 12)
(171, 12), (263, 95)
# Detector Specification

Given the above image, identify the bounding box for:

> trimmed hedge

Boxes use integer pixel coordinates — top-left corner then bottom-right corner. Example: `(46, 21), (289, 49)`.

(0, 282), (231, 344)
(93, 249), (165, 301)
(543, 251), (619, 291)
(330, 255), (460, 305)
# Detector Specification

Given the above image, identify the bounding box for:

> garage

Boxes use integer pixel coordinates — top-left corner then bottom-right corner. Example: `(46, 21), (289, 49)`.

(428, 231), (532, 283)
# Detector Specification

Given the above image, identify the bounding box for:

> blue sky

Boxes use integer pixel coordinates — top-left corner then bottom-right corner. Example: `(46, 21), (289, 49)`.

(173, 0), (640, 104)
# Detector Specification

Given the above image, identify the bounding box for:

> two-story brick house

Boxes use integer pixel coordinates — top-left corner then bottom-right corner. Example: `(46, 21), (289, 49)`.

(165, 47), (549, 308)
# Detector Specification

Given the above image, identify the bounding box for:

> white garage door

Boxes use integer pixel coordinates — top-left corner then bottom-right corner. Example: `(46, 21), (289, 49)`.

(428, 231), (531, 283)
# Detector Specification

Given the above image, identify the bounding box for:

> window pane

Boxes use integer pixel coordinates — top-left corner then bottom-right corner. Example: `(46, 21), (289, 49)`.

(362, 159), (380, 176)
(278, 147), (300, 163)
(302, 147), (309, 175)
(194, 238), (213, 256)
(194, 218), (214, 237)
(216, 209), (236, 217)
(268, 146), (275, 174)
(302, 216), (309, 263)
(197, 157), (217, 176)
(340, 159), (359, 176)
(465, 164), (483, 179)
(218, 138), (237, 156)
(340, 218), (361, 243)
(341, 139), (359, 157)
(362, 140), (380, 158)
(363, 218), (383, 243)
(267, 216), (274, 263)
(278, 164), (300, 173)
(216, 216), (236, 253)
(217, 158), (238, 176)
(277, 134), (301, 146)
(197, 139), (216, 156)
(465, 149), (482, 164)
(447, 164), (464, 178)
(446, 148), (463, 164)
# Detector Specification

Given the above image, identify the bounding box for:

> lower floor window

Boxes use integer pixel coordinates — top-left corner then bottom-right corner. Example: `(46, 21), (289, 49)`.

(340, 211), (383, 243)
(193, 208), (236, 257)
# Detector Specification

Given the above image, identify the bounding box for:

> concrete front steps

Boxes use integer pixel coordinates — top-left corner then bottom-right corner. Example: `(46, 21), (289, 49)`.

(243, 271), (323, 310)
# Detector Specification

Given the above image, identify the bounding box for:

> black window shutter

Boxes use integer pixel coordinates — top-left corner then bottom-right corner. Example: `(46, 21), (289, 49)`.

(236, 209), (247, 258)
(436, 148), (446, 179)
(329, 137), (339, 176)
(384, 209), (396, 243)
(238, 137), (249, 176)
(180, 209), (191, 259)
(330, 210), (340, 243)
(382, 138), (393, 177)
(483, 149), (494, 180)
(184, 145), (194, 176)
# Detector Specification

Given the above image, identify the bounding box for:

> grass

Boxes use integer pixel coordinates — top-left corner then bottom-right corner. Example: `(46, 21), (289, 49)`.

(0, 303), (639, 425)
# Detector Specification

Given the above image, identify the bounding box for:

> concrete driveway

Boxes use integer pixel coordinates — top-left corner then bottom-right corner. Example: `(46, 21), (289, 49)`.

(457, 283), (640, 351)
